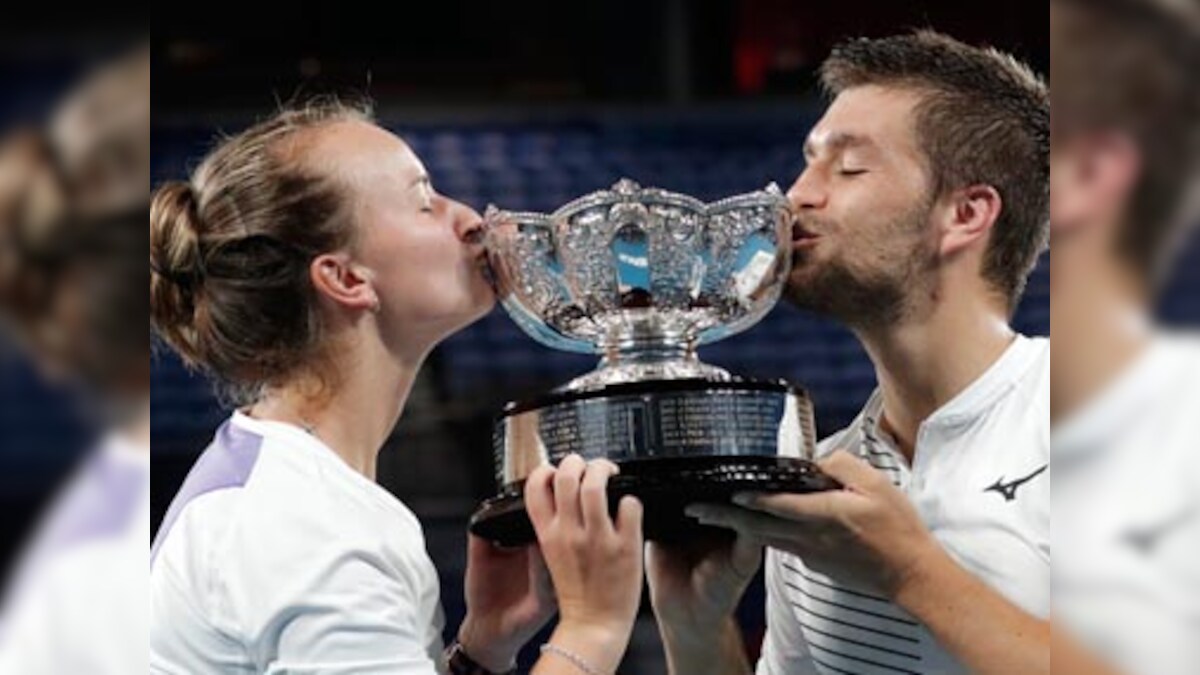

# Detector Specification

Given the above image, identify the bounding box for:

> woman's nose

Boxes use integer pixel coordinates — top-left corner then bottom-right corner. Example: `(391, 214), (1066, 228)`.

(449, 200), (485, 245)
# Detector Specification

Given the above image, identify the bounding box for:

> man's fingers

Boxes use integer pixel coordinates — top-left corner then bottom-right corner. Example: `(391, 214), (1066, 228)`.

(818, 449), (884, 487)
(644, 539), (689, 581)
(728, 451), (887, 519)
(757, 535), (820, 559)
(731, 490), (844, 522)
(686, 503), (809, 541)
(729, 532), (765, 579)
(527, 544), (555, 598)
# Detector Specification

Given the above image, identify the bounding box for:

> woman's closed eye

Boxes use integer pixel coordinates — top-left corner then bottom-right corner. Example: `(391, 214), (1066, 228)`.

(417, 189), (436, 214)
(412, 173), (436, 212)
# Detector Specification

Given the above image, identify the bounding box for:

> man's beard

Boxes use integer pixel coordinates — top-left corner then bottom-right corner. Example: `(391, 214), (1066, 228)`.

(784, 205), (937, 330)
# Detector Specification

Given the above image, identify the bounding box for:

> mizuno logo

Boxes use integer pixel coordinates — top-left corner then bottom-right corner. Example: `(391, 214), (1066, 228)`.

(984, 464), (1047, 502)
(1122, 507), (1196, 555)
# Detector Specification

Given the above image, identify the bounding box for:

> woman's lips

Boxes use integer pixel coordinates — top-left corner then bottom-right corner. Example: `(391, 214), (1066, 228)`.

(476, 250), (499, 291)
(462, 224), (486, 246)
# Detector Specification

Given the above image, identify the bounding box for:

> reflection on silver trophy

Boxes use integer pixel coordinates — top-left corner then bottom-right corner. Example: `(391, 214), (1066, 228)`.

(469, 179), (838, 545)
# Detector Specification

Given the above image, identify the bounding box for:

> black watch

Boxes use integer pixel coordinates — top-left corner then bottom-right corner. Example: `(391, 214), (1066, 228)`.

(445, 640), (517, 675)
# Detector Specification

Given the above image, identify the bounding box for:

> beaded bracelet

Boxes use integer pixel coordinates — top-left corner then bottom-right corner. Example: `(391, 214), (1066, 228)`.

(539, 643), (608, 675)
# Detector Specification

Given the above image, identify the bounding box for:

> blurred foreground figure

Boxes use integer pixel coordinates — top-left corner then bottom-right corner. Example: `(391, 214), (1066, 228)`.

(0, 45), (147, 674)
(1050, 1), (1200, 673)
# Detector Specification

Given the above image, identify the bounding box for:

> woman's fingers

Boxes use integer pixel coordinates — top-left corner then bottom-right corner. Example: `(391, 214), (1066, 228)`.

(528, 457), (644, 649)
(580, 459), (619, 534)
(553, 454), (587, 526)
(531, 455), (631, 537)
(616, 494), (644, 544)
(524, 465), (557, 535)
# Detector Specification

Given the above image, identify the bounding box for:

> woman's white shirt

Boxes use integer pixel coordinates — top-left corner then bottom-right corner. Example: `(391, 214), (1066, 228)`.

(151, 412), (445, 674)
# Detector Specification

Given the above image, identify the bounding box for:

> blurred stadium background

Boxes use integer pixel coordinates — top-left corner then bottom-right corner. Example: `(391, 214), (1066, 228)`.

(2, 0), (1198, 671)
(0, 17), (142, 573)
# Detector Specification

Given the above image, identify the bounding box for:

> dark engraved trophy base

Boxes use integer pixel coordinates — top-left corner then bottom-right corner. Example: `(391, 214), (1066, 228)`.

(469, 456), (839, 546)
(469, 377), (840, 547)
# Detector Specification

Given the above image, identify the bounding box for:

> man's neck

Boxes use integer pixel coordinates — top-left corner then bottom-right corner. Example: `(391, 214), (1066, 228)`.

(857, 298), (1015, 462)
(251, 338), (424, 481)
(1050, 252), (1153, 424)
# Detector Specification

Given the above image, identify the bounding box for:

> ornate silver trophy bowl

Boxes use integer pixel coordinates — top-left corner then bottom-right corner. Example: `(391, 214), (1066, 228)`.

(468, 179), (838, 545)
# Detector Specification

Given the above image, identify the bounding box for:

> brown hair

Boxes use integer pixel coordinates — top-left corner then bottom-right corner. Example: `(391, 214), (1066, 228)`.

(0, 107), (147, 394)
(820, 30), (1050, 311)
(0, 46), (150, 398)
(50, 44), (150, 219)
(149, 99), (373, 404)
(1052, 0), (1200, 287)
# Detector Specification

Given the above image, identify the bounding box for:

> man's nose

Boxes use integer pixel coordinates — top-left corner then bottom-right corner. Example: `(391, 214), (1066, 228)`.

(787, 168), (827, 211)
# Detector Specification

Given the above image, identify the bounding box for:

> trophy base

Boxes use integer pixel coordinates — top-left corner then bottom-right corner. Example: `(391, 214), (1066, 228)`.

(469, 455), (839, 546)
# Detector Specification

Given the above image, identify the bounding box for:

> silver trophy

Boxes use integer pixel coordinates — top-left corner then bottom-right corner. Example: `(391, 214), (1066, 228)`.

(469, 179), (837, 545)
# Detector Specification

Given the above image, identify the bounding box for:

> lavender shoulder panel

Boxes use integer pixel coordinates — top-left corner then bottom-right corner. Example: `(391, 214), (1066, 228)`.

(0, 445), (148, 625)
(151, 421), (263, 567)
(39, 449), (147, 556)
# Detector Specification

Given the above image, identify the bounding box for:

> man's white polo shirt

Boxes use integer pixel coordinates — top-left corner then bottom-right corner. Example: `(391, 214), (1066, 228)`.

(1054, 334), (1200, 675)
(758, 335), (1050, 675)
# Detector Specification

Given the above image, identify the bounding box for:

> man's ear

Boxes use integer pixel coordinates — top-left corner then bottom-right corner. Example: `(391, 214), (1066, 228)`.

(309, 253), (378, 312)
(938, 184), (1003, 258)
(1050, 131), (1141, 236)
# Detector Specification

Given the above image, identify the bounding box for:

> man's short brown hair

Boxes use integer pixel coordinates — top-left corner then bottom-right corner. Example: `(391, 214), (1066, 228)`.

(1052, 0), (1200, 288)
(821, 30), (1049, 311)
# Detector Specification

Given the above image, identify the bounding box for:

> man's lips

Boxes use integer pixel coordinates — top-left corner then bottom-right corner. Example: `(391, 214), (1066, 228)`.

(791, 221), (821, 248)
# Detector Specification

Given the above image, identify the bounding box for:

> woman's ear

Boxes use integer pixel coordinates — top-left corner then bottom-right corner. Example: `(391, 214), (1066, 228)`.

(309, 253), (379, 313)
(938, 184), (1003, 258)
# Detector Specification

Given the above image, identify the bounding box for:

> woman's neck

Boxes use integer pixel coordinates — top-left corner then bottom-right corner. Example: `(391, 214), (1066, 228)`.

(116, 394), (151, 452)
(250, 339), (425, 481)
